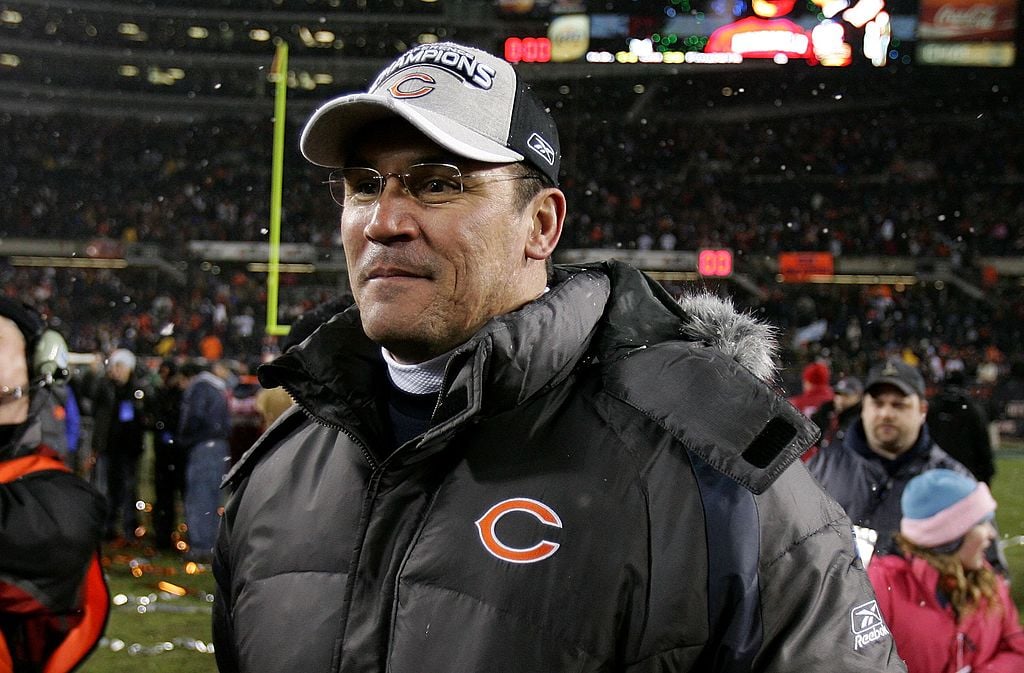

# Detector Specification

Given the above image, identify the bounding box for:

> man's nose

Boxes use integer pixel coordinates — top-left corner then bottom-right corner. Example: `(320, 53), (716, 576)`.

(873, 404), (892, 418)
(360, 180), (419, 243)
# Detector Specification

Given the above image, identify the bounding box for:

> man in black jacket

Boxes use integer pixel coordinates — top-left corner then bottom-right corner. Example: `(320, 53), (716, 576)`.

(808, 359), (975, 559)
(926, 369), (995, 484)
(0, 298), (108, 673)
(213, 42), (906, 673)
(149, 359), (186, 551)
(90, 347), (147, 542)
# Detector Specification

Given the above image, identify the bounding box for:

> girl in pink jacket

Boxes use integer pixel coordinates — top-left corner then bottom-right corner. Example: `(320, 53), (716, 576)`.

(868, 469), (1024, 673)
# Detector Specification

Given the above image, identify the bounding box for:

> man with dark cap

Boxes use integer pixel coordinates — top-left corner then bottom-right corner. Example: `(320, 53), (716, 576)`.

(809, 358), (976, 559)
(0, 298), (108, 673)
(213, 42), (905, 673)
(809, 375), (864, 453)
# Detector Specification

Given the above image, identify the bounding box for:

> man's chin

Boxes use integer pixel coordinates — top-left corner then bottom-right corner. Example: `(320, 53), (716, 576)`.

(362, 314), (434, 356)
(373, 335), (442, 365)
(871, 440), (908, 457)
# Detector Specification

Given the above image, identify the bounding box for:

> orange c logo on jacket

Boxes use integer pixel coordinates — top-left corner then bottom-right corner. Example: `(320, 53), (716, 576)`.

(475, 498), (562, 564)
(388, 73), (436, 99)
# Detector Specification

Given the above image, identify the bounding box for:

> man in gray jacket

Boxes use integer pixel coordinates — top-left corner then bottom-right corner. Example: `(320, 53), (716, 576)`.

(213, 42), (906, 673)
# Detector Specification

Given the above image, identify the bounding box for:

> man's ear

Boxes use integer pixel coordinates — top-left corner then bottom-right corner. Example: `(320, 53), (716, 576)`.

(524, 188), (566, 261)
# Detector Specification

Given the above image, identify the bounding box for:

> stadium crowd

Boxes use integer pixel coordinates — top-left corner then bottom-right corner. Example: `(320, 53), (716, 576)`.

(2, 74), (1024, 433)
(2, 78), (1022, 258)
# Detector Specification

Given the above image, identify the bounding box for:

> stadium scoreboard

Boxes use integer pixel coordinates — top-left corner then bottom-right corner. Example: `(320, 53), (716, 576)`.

(499, 0), (1018, 67)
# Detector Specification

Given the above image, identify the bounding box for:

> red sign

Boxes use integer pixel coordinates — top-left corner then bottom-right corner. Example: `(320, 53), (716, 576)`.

(698, 249), (734, 277)
(918, 0), (1017, 41)
(504, 37), (552, 63)
(705, 17), (815, 62)
(778, 252), (834, 281)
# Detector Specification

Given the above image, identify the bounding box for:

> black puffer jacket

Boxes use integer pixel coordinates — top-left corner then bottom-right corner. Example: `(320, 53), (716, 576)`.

(807, 417), (972, 557)
(213, 262), (906, 673)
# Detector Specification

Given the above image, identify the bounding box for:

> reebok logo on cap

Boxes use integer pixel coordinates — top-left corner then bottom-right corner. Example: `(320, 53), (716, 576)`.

(528, 133), (556, 166)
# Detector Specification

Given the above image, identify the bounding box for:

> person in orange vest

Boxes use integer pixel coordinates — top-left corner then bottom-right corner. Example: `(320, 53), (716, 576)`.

(0, 297), (109, 673)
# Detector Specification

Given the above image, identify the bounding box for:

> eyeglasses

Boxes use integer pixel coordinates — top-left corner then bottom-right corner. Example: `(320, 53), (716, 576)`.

(324, 162), (539, 207)
(0, 385), (27, 406)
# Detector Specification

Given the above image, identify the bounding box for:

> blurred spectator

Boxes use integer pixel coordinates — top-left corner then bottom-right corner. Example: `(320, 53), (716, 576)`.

(90, 348), (148, 543)
(33, 328), (81, 467)
(927, 369), (996, 485)
(200, 331), (225, 361)
(254, 386), (293, 432)
(227, 371), (263, 466)
(148, 359), (186, 552)
(251, 294), (354, 434)
(178, 360), (231, 562)
(0, 298), (109, 673)
(788, 361), (834, 417)
(809, 375), (864, 453)
(868, 470), (1024, 673)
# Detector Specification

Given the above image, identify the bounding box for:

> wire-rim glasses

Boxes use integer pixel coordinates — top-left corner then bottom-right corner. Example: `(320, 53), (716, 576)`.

(324, 162), (540, 207)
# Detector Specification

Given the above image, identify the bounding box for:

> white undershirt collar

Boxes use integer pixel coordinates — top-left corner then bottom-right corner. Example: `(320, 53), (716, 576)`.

(380, 287), (550, 395)
(381, 347), (451, 394)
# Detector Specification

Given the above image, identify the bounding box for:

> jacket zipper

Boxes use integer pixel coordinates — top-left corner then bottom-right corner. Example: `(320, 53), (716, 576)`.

(955, 632), (968, 673)
(281, 381), (379, 470)
(280, 381), (391, 673)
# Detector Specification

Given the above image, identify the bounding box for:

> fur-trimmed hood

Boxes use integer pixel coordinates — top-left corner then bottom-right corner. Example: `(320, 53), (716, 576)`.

(676, 292), (779, 384)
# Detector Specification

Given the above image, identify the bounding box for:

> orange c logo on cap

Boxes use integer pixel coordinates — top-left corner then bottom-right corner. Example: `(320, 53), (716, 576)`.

(475, 498), (562, 564)
(389, 72), (436, 99)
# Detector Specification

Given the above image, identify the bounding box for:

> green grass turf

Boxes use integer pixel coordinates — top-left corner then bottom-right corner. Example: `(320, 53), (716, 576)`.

(991, 451), (1024, 614)
(79, 549), (217, 673)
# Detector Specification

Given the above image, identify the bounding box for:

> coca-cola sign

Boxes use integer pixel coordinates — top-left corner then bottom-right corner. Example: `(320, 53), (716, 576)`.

(935, 4), (998, 29)
(918, 0), (1017, 40)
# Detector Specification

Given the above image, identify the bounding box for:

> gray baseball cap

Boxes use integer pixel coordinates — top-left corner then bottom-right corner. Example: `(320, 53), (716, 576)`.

(834, 376), (863, 396)
(300, 42), (561, 185)
(866, 359), (926, 397)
